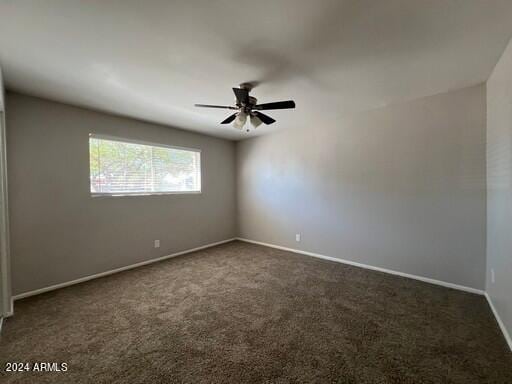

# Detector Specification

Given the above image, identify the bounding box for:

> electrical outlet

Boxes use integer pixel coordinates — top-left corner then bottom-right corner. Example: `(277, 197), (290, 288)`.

(295, 233), (301, 242)
(491, 268), (495, 284)
(154, 240), (160, 248)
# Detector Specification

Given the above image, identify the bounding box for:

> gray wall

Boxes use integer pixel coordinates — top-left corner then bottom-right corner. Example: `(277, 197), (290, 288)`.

(6, 84), (490, 296)
(486, 37), (512, 339)
(237, 84), (486, 290)
(7, 92), (236, 295)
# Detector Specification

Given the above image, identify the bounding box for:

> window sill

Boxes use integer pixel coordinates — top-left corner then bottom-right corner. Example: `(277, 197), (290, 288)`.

(91, 191), (202, 198)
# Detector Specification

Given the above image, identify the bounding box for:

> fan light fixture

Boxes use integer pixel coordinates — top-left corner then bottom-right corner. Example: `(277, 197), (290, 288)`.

(250, 114), (262, 128)
(233, 112), (247, 129)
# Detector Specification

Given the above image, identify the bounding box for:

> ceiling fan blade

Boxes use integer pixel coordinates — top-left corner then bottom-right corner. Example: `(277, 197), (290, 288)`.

(253, 111), (276, 125)
(220, 113), (237, 124)
(195, 104), (237, 110)
(232, 88), (249, 105)
(254, 100), (295, 110)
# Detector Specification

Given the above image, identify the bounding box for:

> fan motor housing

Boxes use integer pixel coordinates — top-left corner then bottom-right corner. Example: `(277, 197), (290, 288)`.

(236, 96), (257, 107)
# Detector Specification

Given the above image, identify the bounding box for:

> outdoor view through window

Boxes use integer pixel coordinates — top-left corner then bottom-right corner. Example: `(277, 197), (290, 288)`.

(89, 136), (201, 195)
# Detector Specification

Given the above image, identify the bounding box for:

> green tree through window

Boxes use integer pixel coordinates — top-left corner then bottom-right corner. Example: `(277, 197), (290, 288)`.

(89, 136), (201, 194)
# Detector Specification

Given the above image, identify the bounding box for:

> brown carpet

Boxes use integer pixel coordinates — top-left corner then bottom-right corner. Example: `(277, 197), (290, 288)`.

(1, 240), (511, 383)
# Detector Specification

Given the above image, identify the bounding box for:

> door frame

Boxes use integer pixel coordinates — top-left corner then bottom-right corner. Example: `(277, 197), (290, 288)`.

(0, 75), (12, 320)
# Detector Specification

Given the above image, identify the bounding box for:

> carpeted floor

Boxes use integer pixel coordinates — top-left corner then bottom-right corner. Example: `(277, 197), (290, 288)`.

(0, 240), (511, 383)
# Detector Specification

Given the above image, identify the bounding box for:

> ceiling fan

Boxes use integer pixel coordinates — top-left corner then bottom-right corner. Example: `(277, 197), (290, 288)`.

(194, 83), (295, 131)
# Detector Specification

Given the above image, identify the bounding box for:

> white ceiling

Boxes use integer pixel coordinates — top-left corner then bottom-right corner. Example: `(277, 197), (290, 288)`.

(0, 1), (511, 140)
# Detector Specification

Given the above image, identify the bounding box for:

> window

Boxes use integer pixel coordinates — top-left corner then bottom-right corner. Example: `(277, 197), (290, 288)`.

(89, 135), (201, 196)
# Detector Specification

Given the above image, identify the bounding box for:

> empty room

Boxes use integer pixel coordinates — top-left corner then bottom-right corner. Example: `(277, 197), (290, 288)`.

(0, 1), (512, 383)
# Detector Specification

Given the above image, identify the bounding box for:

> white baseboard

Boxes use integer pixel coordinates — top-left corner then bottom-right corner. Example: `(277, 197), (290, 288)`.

(237, 237), (512, 348)
(485, 293), (512, 351)
(8, 236), (511, 351)
(236, 237), (485, 295)
(13, 238), (236, 301)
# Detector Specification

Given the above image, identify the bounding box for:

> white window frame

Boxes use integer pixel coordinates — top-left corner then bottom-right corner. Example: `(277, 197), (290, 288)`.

(89, 134), (202, 197)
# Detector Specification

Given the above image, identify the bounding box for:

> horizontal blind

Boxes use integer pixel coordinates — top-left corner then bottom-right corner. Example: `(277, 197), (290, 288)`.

(89, 136), (201, 194)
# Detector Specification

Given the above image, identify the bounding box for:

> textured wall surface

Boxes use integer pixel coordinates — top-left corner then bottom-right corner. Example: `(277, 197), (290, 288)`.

(486, 36), (512, 341)
(7, 92), (236, 295)
(237, 85), (486, 289)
